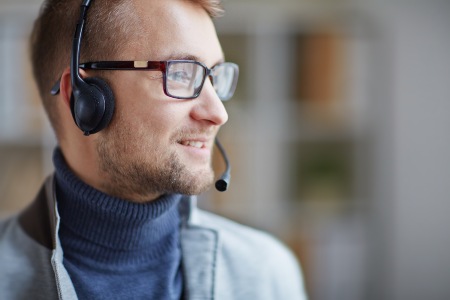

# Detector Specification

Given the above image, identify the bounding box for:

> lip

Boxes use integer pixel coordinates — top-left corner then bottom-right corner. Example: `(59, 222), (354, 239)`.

(177, 137), (214, 159)
(177, 136), (213, 146)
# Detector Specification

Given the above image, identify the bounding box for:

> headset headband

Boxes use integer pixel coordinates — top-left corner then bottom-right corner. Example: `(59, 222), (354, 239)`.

(71, 0), (93, 93)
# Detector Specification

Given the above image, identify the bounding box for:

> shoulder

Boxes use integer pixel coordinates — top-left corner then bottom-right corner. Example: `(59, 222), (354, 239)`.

(196, 209), (293, 259)
(194, 209), (308, 299)
(0, 214), (23, 246)
(0, 214), (58, 299)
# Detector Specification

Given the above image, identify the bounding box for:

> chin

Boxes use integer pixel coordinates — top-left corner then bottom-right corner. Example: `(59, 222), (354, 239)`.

(190, 169), (215, 192)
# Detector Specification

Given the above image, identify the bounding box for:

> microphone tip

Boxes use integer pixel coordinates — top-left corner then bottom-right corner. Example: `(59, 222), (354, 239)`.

(215, 179), (228, 192)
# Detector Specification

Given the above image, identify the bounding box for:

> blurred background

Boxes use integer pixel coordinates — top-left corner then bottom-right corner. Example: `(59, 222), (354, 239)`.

(1, 0), (450, 299)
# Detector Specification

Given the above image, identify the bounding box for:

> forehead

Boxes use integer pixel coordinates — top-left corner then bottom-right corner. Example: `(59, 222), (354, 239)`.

(128, 0), (223, 66)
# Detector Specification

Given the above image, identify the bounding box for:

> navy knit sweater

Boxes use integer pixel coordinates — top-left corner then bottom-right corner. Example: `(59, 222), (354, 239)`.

(53, 149), (183, 299)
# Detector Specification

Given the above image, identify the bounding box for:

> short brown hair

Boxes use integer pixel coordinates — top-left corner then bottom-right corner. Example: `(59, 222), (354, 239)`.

(30, 0), (224, 136)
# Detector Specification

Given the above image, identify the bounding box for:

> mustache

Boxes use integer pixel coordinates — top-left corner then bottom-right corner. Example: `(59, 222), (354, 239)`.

(173, 127), (217, 141)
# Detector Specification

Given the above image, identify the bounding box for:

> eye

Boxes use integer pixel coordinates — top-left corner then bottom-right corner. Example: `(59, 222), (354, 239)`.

(167, 70), (190, 83)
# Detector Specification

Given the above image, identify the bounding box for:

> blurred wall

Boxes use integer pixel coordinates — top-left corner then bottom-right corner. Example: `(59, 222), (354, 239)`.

(376, 2), (450, 299)
(1, 1), (450, 299)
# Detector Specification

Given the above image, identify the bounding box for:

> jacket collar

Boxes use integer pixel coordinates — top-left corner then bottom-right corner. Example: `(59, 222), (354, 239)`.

(19, 175), (57, 250)
(18, 174), (219, 300)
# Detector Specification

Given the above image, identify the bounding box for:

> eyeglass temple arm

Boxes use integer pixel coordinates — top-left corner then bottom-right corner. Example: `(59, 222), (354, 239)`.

(50, 79), (61, 95)
(78, 61), (163, 70)
(50, 61), (164, 95)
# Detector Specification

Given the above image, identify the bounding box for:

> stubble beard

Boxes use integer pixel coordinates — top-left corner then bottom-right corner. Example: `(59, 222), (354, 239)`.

(95, 124), (215, 201)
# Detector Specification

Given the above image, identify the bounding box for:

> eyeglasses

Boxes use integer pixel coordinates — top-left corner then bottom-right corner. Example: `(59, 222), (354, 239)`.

(73, 60), (239, 101)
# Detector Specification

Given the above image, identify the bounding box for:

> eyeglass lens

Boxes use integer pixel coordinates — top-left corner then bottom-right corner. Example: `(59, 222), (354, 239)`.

(212, 64), (237, 101)
(166, 61), (238, 101)
(166, 62), (205, 98)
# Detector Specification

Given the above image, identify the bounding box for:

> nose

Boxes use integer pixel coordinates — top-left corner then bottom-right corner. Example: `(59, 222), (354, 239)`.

(190, 80), (228, 126)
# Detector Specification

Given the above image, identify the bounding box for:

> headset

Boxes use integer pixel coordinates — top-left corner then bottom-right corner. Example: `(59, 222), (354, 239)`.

(70, 0), (114, 136)
(59, 0), (231, 190)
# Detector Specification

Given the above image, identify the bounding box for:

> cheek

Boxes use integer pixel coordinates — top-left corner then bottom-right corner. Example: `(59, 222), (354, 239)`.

(111, 75), (188, 138)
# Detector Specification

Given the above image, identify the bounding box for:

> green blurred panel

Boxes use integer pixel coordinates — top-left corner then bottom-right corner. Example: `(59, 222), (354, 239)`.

(289, 140), (354, 205)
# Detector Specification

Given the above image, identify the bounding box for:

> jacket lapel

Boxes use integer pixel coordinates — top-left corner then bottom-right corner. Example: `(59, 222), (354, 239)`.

(18, 175), (78, 299)
(179, 197), (219, 300)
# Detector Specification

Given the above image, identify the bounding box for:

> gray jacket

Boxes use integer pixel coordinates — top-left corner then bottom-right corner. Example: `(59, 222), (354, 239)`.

(0, 175), (307, 300)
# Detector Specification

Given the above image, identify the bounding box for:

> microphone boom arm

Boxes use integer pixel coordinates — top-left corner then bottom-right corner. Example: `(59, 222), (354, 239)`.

(215, 138), (231, 192)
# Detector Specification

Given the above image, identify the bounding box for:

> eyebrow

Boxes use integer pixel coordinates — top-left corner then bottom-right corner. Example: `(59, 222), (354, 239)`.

(165, 52), (225, 66)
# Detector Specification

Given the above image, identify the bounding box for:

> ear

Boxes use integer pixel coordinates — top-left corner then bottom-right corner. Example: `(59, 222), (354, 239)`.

(60, 67), (89, 108)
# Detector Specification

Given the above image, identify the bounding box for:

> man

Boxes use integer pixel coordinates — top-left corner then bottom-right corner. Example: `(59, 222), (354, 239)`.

(0, 0), (307, 299)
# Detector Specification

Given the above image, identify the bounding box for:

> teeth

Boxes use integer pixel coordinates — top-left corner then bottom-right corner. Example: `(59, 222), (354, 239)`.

(181, 141), (204, 148)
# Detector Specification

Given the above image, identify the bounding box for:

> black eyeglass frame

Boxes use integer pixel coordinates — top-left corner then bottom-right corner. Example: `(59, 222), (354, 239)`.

(66, 60), (239, 101)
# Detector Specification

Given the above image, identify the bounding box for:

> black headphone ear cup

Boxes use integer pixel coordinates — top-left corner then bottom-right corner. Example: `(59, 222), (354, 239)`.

(84, 77), (115, 134)
(71, 77), (115, 135)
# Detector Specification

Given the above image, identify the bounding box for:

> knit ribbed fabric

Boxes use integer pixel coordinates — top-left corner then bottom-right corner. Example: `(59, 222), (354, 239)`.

(53, 148), (183, 299)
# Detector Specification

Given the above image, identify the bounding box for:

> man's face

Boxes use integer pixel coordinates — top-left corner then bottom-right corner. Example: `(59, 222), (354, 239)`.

(95, 0), (228, 201)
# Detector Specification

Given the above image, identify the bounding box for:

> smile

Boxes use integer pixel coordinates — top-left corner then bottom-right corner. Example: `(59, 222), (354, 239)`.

(179, 140), (206, 149)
